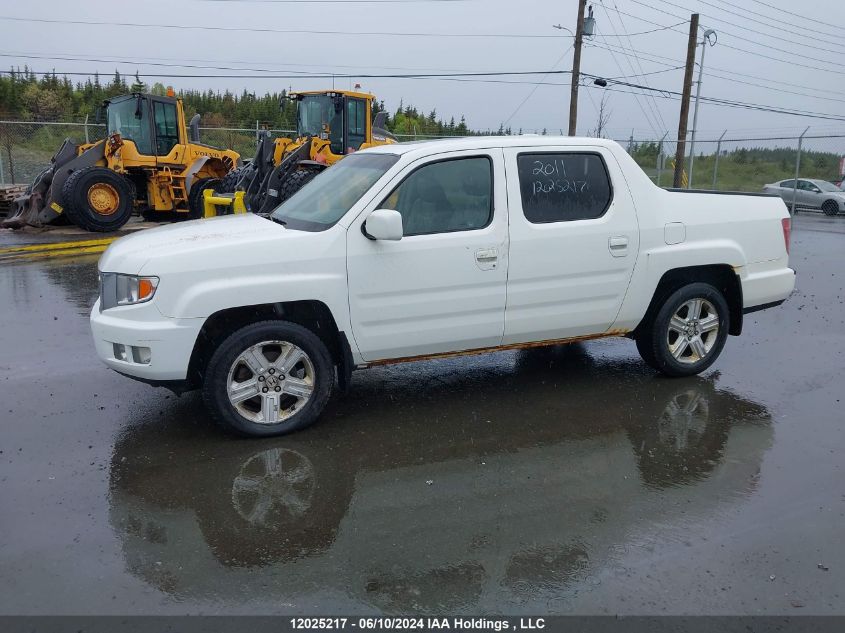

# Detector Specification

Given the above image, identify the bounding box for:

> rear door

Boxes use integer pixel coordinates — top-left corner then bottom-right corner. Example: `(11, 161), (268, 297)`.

(346, 149), (509, 361)
(502, 146), (639, 344)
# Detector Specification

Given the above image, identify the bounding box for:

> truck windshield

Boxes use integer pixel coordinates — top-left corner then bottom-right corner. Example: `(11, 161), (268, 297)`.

(297, 95), (343, 153)
(298, 95), (334, 136)
(106, 98), (152, 155)
(270, 153), (399, 231)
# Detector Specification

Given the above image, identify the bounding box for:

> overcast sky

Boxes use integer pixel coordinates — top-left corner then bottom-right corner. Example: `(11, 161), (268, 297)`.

(2, 0), (843, 146)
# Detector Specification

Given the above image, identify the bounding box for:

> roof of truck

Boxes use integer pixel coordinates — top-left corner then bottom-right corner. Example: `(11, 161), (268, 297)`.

(364, 135), (623, 156)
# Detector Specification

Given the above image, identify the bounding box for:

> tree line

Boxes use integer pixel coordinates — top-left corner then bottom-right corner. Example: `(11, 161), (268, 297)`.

(0, 67), (477, 137)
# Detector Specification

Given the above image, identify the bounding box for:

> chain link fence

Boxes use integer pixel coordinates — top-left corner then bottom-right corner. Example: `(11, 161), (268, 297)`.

(1, 119), (843, 208)
(608, 132), (845, 198)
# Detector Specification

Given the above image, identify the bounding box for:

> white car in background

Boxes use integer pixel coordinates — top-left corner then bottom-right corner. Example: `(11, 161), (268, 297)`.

(763, 178), (845, 216)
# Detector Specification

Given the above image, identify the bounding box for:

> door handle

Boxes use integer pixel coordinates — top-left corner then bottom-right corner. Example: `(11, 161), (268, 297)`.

(474, 247), (499, 270)
(608, 236), (628, 257)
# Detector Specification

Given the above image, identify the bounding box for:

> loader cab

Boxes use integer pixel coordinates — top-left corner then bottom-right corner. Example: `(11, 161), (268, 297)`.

(294, 91), (372, 157)
(105, 94), (187, 158)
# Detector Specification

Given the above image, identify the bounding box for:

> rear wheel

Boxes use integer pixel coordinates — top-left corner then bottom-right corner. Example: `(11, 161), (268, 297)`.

(636, 283), (729, 377)
(822, 200), (839, 216)
(202, 321), (334, 437)
(61, 167), (135, 232)
(188, 177), (221, 219)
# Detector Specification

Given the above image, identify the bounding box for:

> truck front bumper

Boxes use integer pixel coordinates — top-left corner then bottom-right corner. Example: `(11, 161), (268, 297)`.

(90, 299), (204, 382)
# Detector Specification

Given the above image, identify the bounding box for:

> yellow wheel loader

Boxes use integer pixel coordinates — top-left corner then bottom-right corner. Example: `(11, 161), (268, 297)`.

(2, 93), (241, 232)
(216, 90), (396, 215)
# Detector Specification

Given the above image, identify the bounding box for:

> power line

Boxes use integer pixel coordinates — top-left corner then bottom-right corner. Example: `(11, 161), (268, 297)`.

(593, 16), (661, 135)
(585, 76), (845, 123)
(683, 0), (843, 44)
(605, 1), (668, 131)
(596, 5), (844, 78)
(588, 38), (845, 99)
(643, 0), (843, 61)
(745, 0), (841, 33)
(0, 15), (564, 38)
(502, 45), (574, 127)
(0, 51), (683, 82)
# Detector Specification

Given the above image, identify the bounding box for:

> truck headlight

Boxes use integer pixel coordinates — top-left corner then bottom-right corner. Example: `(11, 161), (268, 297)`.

(99, 273), (159, 309)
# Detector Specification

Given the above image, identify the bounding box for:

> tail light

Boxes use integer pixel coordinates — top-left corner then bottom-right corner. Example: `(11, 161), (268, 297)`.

(781, 217), (791, 254)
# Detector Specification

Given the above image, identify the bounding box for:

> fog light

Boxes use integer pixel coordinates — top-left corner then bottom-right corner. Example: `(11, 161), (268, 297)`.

(132, 346), (151, 365)
(113, 343), (128, 361)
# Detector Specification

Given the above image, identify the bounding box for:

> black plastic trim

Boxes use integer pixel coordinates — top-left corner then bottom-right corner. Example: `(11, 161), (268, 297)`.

(666, 188), (780, 198)
(743, 299), (786, 315)
(114, 370), (192, 395)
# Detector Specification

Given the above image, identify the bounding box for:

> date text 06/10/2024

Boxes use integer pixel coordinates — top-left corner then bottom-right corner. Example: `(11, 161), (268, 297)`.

(289, 618), (547, 631)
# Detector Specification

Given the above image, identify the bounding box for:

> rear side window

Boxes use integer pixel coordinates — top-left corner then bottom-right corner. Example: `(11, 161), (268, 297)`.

(517, 153), (612, 223)
(780, 180), (795, 188)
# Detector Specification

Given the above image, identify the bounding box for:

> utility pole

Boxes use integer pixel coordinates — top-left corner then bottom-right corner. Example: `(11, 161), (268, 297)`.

(568, 0), (587, 136)
(673, 13), (699, 188)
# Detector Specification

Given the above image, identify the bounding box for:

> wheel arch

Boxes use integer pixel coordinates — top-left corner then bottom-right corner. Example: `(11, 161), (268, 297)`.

(186, 300), (351, 388)
(633, 264), (743, 338)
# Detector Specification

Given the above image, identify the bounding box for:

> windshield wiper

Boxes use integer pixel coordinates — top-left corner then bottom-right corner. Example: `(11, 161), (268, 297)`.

(269, 215), (287, 226)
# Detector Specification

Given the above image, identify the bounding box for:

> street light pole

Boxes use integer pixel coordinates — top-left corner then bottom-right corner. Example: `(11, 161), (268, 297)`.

(688, 29), (717, 189)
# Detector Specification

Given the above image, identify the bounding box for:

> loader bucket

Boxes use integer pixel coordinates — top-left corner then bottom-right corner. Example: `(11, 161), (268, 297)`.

(0, 139), (105, 230)
(0, 167), (60, 229)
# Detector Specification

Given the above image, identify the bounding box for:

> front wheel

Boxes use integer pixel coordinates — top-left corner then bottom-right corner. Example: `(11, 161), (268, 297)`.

(202, 321), (334, 437)
(61, 167), (135, 232)
(188, 177), (221, 219)
(822, 200), (839, 216)
(636, 282), (729, 377)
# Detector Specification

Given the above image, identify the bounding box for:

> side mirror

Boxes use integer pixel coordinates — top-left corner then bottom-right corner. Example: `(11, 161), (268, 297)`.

(134, 94), (144, 119)
(364, 209), (403, 241)
(94, 106), (103, 124)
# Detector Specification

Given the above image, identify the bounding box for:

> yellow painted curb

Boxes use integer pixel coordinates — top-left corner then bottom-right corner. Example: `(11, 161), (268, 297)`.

(0, 237), (117, 256)
(0, 244), (110, 262)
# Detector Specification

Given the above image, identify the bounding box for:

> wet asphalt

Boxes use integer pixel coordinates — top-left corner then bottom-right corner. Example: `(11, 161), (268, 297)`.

(0, 213), (843, 615)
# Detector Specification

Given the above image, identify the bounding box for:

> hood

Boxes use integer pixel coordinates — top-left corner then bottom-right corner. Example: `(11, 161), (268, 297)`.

(98, 214), (286, 274)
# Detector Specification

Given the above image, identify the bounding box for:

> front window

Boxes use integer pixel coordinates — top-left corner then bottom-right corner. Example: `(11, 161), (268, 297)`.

(379, 156), (493, 236)
(106, 97), (152, 155)
(270, 153), (399, 231)
(297, 95), (343, 154)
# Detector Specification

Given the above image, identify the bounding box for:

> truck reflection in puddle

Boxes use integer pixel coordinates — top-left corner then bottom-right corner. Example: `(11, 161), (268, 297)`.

(109, 345), (772, 611)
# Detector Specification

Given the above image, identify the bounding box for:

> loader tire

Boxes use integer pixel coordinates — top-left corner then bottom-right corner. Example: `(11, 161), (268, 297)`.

(61, 167), (135, 232)
(188, 177), (222, 219)
(218, 168), (245, 193)
(279, 168), (320, 203)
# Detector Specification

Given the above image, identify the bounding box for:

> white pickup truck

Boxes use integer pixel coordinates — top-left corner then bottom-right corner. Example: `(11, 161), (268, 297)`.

(91, 137), (795, 437)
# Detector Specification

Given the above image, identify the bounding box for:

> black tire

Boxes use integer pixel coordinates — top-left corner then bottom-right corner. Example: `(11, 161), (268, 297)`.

(279, 168), (320, 203)
(202, 320), (334, 437)
(636, 282), (730, 377)
(217, 167), (245, 193)
(61, 167), (135, 232)
(822, 200), (839, 216)
(187, 177), (221, 219)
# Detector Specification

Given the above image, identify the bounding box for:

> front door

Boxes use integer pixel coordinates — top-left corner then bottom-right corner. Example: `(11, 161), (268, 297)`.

(502, 146), (640, 344)
(346, 149), (509, 361)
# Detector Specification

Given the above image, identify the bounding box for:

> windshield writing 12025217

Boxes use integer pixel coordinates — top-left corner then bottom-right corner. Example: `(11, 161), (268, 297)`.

(530, 159), (589, 195)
